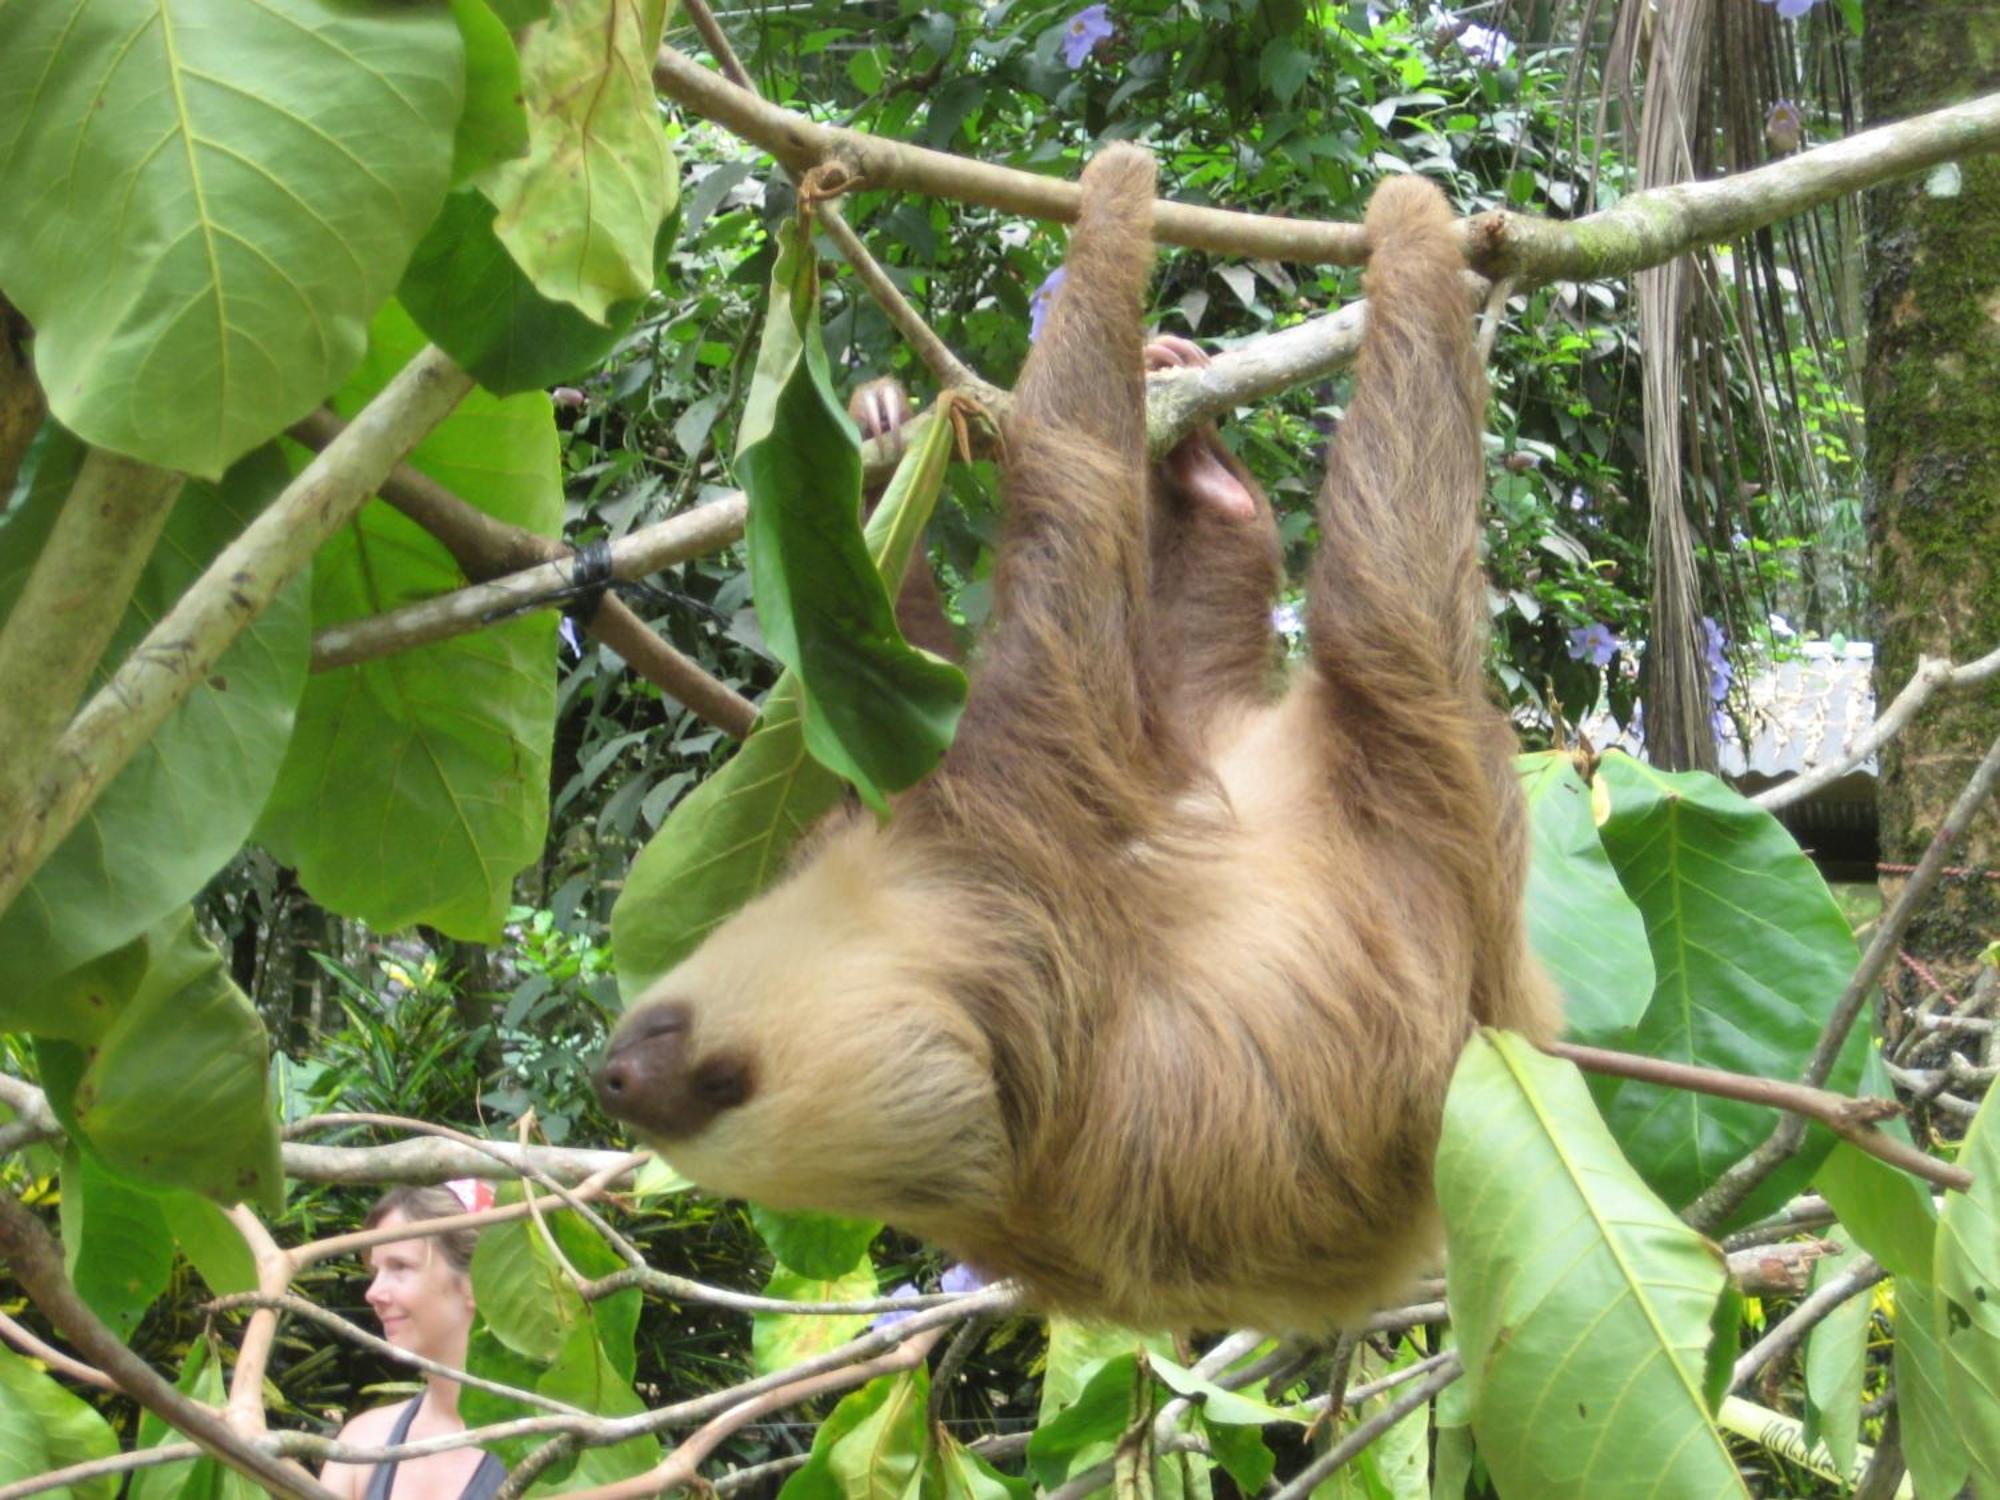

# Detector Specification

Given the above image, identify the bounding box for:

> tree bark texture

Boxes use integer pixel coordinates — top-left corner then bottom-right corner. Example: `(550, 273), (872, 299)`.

(1863, 1), (2000, 992)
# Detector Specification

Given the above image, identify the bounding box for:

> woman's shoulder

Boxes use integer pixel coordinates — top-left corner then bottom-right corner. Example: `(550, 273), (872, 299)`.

(334, 1398), (414, 1444)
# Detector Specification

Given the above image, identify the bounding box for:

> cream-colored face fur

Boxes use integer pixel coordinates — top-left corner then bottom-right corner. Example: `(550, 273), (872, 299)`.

(623, 824), (1008, 1222)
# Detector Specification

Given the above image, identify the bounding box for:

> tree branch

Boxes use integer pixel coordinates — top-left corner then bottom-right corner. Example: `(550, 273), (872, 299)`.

(1730, 1255), (1885, 1393)
(0, 450), (182, 833)
(0, 346), (475, 919)
(1545, 1040), (1972, 1193)
(1756, 642), (2000, 812)
(1266, 1358), (1464, 1500)
(653, 45), (2000, 282)
(289, 410), (757, 739)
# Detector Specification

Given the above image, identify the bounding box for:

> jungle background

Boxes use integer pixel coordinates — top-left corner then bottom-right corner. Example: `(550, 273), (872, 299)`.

(0, 0), (1996, 1495)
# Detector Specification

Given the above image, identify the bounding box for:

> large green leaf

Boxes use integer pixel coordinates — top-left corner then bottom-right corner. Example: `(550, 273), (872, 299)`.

(1894, 1276), (1972, 1499)
(736, 221), (966, 814)
(470, 1205), (628, 1368)
(160, 1189), (257, 1296)
(0, 437), (308, 1004)
(58, 1148), (175, 1341)
(1936, 1085), (2000, 1496)
(50, 910), (281, 1206)
(258, 302), (559, 940)
(1590, 753), (1865, 1224)
(753, 1262), (877, 1377)
(0, 0), (460, 478)
(752, 1205), (880, 1280)
(0, 1345), (119, 1500)
(778, 1369), (933, 1500)
(611, 407), (961, 996)
(1438, 1031), (1747, 1499)
(932, 1432), (1032, 1500)
(1517, 751), (1653, 1044)
(1028, 1352), (1147, 1491)
(535, 1324), (660, 1491)
(400, 189), (667, 395)
(474, 0), (680, 325)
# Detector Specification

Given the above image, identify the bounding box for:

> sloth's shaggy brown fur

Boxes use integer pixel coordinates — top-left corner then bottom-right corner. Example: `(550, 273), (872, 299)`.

(598, 146), (1560, 1333)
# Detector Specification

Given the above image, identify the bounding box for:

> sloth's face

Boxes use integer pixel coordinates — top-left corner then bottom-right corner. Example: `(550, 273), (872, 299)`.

(595, 824), (1008, 1222)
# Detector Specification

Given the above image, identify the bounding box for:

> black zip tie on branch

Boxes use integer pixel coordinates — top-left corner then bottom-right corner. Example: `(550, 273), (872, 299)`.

(479, 540), (739, 635)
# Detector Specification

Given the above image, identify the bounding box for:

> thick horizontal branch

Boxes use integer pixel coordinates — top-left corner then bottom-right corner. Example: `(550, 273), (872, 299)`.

(1545, 1040), (1973, 1193)
(655, 44), (2000, 283)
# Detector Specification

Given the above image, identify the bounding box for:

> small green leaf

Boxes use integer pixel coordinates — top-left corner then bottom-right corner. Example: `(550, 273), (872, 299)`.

(474, 0), (680, 324)
(1439, 1031), (1747, 1499)
(58, 1148), (175, 1340)
(1801, 1227), (1867, 1480)
(1935, 1085), (2000, 1494)
(1814, 1047), (1937, 1283)
(736, 221), (966, 814)
(259, 302), (559, 941)
(160, 1190), (257, 1297)
(779, 1369), (932, 1500)
(0, 0), (461, 477)
(1030, 1352), (1146, 1490)
(447, 0), (530, 183)
(1591, 753), (1866, 1225)
(751, 1205), (880, 1280)
(1258, 37), (1313, 104)
(932, 1431), (1033, 1500)
(1518, 751), (1654, 1045)
(1893, 1276), (1971, 1499)
(50, 911), (281, 1207)
(0, 1345), (119, 1500)
(753, 1262), (876, 1376)
(130, 1339), (226, 1500)
(1145, 1352), (1306, 1427)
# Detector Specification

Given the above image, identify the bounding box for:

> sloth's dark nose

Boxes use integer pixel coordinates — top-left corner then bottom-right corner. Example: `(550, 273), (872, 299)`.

(595, 1002), (754, 1138)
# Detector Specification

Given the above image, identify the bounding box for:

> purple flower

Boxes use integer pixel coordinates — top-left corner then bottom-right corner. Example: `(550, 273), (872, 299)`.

(1758, 0), (1822, 18)
(872, 1281), (921, 1332)
(1568, 623), (1619, 669)
(559, 617), (583, 658)
(1060, 4), (1113, 68)
(551, 386), (587, 408)
(1700, 616), (1733, 702)
(1029, 266), (1068, 344)
(939, 1262), (987, 1295)
(1765, 99), (1805, 154)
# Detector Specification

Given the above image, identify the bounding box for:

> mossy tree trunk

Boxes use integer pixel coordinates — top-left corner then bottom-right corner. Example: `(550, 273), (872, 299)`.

(1862, 1), (2000, 997)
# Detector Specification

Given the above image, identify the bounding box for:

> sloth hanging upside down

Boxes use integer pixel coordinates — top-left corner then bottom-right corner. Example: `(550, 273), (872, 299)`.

(596, 145), (1560, 1334)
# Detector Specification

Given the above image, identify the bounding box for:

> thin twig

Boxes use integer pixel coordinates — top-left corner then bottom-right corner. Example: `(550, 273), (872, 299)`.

(0, 1309), (114, 1388)
(1266, 1358), (1464, 1500)
(1730, 1255), (1885, 1392)
(0, 1444), (203, 1500)
(1545, 1040), (1971, 1192)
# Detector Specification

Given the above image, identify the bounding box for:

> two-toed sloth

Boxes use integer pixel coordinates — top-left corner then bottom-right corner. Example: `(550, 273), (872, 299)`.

(597, 146), (1560, 1333)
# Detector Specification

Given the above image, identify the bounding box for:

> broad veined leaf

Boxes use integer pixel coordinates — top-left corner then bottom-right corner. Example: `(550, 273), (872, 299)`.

(1311, 1344), (1431, 1500)
(1144, 1352), (1306, 1428)
(39, 910), (281, 1207)
(474, 0), (680, 324)
(1935, 1085), (2000, 1495)
(1590, 753), (1866, 1225)
(0, 437), (308, 1004)
(0, 1345), (119, 1500)
(400, 188), (668, 395)
(1438, 1031), (1747, 1499)
(1800, 1225), (1868, 1479)
(259, 301), (559, 941)
(58, 1147), (175, 1341)
(470, 1203), (635, 1376)
(460, 1327), (552, 1470)
(1893, 1276), (1971, 1499)
(1029, 1352), (1149, 1490)
(447, 0), (530, 184)
(1039, 1320), (1174, 1425)
(1813, 1045), (1937, 1284)
(754, 1263), (878, 1378)
(611, 403), (962, 997)
(737, 221), (967, 813)
(160, 1189), (257, 1296)
(778, 1368), (933, 1500)
(0, 0), (460, 477)
(1518, 751), (1654, 1045)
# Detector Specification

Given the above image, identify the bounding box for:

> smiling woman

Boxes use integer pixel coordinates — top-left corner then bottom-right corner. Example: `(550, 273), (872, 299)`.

(320, 1184), (509, 1500)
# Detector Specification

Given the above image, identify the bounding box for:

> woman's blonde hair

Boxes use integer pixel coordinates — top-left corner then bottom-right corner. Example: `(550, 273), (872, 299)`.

(361, 1185), (482, 1276)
